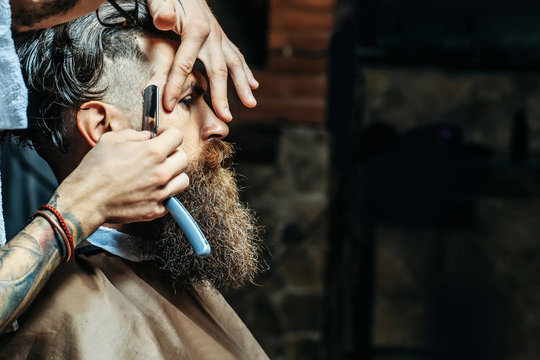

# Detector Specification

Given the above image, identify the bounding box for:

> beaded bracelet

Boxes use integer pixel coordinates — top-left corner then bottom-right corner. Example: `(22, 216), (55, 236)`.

(38, 205), (75, 262)
(33, 210), (72, 262)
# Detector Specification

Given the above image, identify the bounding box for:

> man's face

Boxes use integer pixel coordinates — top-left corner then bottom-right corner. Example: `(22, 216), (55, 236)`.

(139, 37), (229, 161)
(118, 37), (263, 290)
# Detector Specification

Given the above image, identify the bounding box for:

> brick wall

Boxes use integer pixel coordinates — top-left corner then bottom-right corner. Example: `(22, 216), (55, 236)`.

(231, 0), (336, 124)
(224, 0), (337, 359)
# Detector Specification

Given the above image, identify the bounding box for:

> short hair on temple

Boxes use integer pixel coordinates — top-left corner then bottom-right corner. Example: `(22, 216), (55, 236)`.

(8, 0), (172, 153)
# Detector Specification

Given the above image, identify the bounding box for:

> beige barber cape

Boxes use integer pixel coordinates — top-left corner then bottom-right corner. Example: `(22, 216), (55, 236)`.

(0, 250), (268, 359)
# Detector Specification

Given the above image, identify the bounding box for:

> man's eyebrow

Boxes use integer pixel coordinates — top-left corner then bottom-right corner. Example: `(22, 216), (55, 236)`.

(184, 81), (205, 97)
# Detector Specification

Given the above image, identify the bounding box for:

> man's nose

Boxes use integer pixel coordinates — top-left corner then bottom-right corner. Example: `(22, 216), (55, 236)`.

(201, 106), (229, 141)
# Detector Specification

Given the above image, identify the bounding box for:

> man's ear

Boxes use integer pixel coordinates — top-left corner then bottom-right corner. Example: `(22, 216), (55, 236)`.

(77, 101), (128, 147)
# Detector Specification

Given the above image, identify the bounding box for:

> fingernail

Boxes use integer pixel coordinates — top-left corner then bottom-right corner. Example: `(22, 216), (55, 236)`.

(167, 98), (176, 110)
(224, 107), (233, 120)
(252, 79), (259, 88)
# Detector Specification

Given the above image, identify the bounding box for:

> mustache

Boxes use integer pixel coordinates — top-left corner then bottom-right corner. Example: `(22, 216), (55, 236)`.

(197, 139), (235, 171)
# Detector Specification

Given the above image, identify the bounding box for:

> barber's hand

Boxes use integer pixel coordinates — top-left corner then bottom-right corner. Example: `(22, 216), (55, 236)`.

(56, 127), (188, 238)
(147, 0), (259, 121)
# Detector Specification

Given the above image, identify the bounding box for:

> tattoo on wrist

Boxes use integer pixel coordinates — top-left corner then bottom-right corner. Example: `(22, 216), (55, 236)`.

(47, 192), (84, 245)
(63, 213), (84, 246)
(49, 192), (60, 208)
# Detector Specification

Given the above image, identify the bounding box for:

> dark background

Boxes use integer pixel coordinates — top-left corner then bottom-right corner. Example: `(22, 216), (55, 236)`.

(5, 0), (540, 359)
(218, 0), (540, 359)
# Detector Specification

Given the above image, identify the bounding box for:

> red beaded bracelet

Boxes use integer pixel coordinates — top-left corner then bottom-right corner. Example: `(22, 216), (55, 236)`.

(39, 205), (75, 262)
(33, 210), (72, 262)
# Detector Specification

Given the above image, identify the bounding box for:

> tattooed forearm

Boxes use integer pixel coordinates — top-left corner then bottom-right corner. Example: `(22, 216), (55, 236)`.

(0, 189), (89, 333)
(0, 218), (64, 333)
(63, 212), (85, 247)
(48, 192), (60, 208)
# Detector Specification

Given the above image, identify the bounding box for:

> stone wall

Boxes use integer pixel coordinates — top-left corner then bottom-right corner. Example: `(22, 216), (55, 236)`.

(225, 124), (329, 359)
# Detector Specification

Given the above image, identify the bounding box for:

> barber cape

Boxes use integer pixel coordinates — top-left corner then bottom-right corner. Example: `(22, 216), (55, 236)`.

(0, 228), (268, 359)
(0, 0), (29, 248)
(0, 0), (27, 131)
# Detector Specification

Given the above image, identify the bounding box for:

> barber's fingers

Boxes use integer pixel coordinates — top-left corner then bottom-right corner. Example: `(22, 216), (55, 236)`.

(164, 24), (210, 111)
(154, 0), (259, 116)
(221, 37), (257, 108)
(199, 31), (233, 121)
(160, 172), (190, 201)
(164, 146), (189, 182)
(140, 170), (189, 221)
(147, 0), (177, 30)
(160, 0), (210, 110)
(228, 37), (259, 90)
(242, 60), (259, 91)
(156, 146), (189, 197)
(149, 126), (184, 159)
(148, 0), (199, 112)
(222, 32), (259, 90)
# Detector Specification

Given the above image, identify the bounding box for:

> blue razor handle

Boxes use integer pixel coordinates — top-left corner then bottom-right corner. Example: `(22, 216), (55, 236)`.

(163, 197), (211, 257)
(143, 85), (211, 257)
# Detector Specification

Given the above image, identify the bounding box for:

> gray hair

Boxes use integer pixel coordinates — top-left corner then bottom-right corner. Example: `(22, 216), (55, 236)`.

(10, 0), (174, 152)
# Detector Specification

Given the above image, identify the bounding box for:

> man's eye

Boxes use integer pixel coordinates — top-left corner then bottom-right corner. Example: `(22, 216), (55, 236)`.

(179, 95), (195, 108)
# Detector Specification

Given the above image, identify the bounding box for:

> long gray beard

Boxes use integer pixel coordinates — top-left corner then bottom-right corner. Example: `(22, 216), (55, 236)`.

(147, 140), (264, 290)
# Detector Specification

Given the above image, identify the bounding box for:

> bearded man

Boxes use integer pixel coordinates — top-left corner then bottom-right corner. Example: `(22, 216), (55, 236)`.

(0, 1), (267, 358)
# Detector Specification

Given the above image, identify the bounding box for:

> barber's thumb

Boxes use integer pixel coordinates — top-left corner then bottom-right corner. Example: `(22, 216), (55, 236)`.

(152, 10), (177, 31)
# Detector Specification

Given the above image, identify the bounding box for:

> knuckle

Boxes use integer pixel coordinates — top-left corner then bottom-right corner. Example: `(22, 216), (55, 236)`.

(176, 60), (194, 76)
(208, 25), (222, 41)
(211, 90), (228, 102)
(152, 168), (169, 185)
(210, 64), (228, 77)
(146, 145), (163, 160)
(226, 38), (239, 51)
(230, 56), (243, 69)
(191, 20), (210, 38)
(148, 204), (166, 220)
(156, 187), (170, 202)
